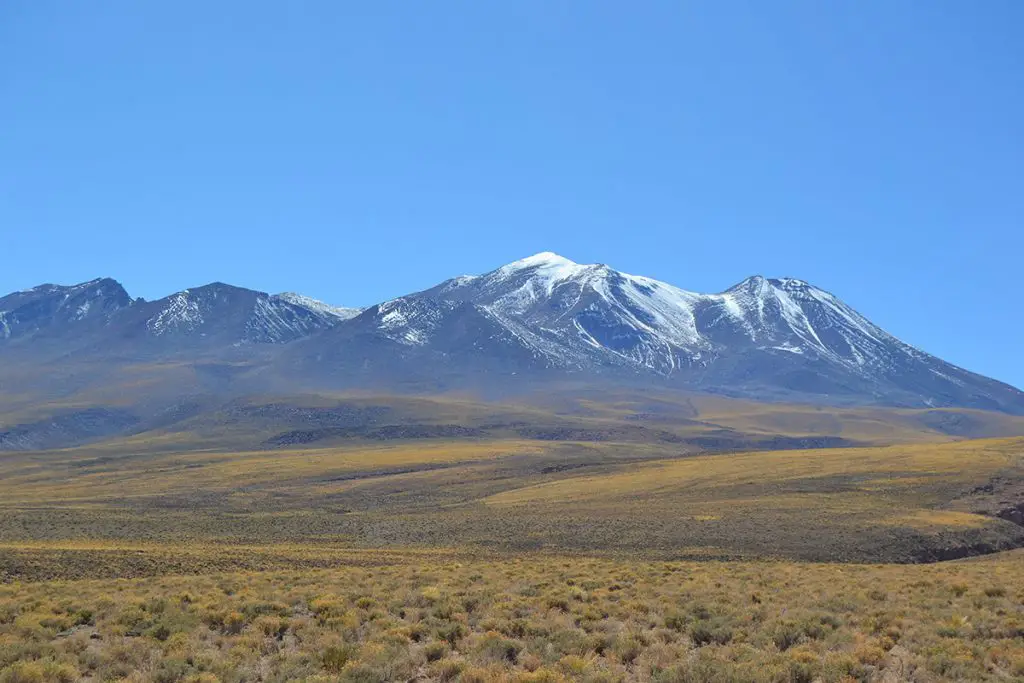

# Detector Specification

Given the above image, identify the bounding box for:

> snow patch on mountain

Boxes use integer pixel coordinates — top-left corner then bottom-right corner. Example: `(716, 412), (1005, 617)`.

(73, 300), (93, 321)
(273, 293), (360, 321)
(147, 291), (203, 335)
(376, 299), (448, 346)
(246, 297), (327, 343)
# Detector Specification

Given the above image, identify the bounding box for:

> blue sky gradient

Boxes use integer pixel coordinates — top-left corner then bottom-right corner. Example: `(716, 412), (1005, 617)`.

(2, 2), (1022, 387)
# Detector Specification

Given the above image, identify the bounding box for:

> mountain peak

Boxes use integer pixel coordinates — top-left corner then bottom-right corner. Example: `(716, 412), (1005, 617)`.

(505, 252), (579, 270)
(727, 275), (823, 297)
(189, 281), (263, 296)
(25, 277), (125, 293)
(13, 277), (131, 303)
(769, 277), (813, 292)
(727, 275), (769, 294)
(486, 253), (592, 294)
(0, 277), (134, 341)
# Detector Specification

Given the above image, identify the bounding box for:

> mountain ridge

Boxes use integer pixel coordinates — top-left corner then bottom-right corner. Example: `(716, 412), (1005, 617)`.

(1, 252), (1021, 414)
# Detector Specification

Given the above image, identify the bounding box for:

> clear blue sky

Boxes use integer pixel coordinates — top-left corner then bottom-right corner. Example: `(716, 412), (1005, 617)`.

(2, 1), (1022, 388)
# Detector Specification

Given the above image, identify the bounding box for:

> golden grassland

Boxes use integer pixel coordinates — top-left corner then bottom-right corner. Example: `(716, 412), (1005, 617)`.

(1, 547), (1023, 682)
(484, 438), (1022, 506)
(0, 397), (1022, 680)
(0, 440), (551, 505)
(0, 437), (1021, 563)
(480, 436), (1024, 536)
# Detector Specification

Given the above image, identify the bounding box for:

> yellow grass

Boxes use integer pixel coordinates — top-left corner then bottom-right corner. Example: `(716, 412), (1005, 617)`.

(1, 546), (1022, 682)
(0, 440), (547, 505)
(879, 510), (991, 529)
(484, 438), (1024, 507)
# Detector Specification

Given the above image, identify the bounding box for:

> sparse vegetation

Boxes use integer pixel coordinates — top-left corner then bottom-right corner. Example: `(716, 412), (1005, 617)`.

(1, 435), (1021, 564)
(0, 430), (1019, 565)
(1, 394), (1022, 679)
(0, 549), (1022, 682)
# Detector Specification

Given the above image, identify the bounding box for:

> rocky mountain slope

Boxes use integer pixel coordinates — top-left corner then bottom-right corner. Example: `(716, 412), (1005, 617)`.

(291, 253), (1024, 412)
(0, 278), (134, 342)
(0, 280), (354, 352)
(1, 253), (1022, 414)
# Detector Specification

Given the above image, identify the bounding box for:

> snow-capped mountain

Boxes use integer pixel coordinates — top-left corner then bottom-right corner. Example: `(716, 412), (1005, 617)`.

(351, 252), (880, 371)
(307, 252), (1023, 412)
(1, 256), (1021, 413)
